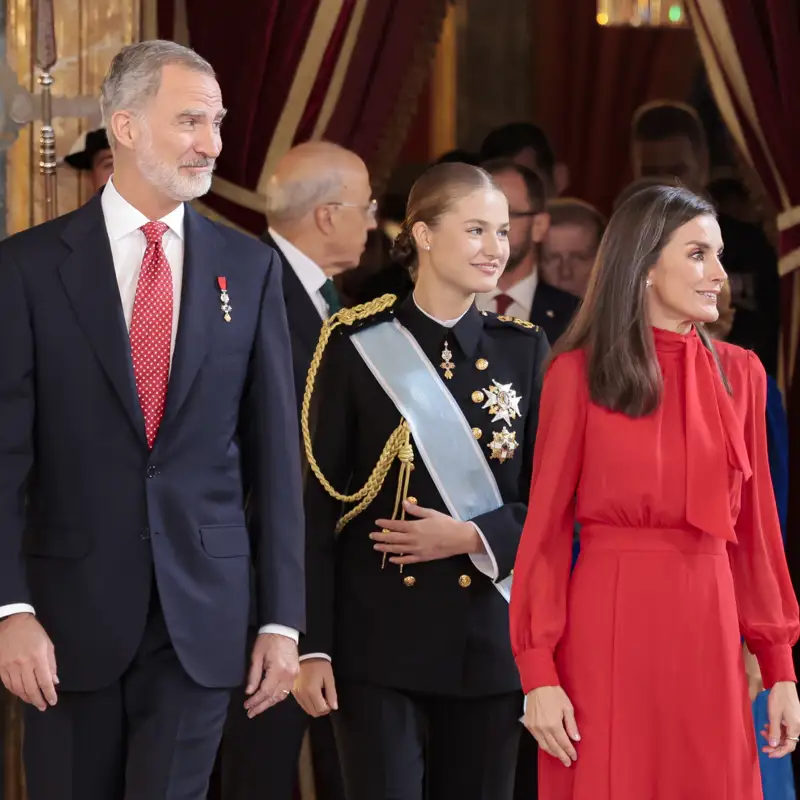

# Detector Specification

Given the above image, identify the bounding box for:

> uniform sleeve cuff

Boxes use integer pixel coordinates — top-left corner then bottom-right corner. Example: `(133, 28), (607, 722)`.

(299, 652), (331, 662)
(753, 644), (797, 688)
(516, 647), (560, 694)
(468, 523), (500, 580)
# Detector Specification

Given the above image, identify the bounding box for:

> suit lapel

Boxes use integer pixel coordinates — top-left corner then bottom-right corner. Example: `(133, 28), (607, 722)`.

(283, 258), (323, 355)
(263, 233), (322, 357)
(58, 196), (146, 445)
(159, 206), (221, 432)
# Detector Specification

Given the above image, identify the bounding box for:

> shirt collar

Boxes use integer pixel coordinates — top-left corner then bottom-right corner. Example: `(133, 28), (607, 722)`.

(483, 268), (538, 310)
(269, 228), (328, 296)
(101, 177), (185, 242)
(395, 292), (483, 358)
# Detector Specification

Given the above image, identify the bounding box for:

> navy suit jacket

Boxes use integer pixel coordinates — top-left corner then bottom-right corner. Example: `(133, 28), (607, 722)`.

(0, 196), (305, 692)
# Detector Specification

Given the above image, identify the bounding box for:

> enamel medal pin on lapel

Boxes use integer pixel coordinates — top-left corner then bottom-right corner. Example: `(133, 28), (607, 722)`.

(217, 277), (232, 322)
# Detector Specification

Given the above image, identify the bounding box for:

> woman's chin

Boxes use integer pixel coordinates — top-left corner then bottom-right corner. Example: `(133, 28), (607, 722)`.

(693, 305), (720, 325)
(468, 275), (500, 296)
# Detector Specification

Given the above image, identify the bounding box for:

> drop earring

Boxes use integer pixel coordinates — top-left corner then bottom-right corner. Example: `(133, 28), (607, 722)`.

(645, 279), (652, 288)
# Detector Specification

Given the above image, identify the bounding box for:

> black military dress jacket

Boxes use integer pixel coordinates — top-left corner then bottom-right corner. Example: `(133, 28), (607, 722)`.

(303, 294), (549, 697)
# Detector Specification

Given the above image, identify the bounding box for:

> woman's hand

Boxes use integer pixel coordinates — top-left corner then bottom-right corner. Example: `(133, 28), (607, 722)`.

(761, 681), (800, 759)
(292, 658), (338, 718)
(524, 686), (580, 767)
(743, 643), (764, 702)
(371, 501), (484, 566)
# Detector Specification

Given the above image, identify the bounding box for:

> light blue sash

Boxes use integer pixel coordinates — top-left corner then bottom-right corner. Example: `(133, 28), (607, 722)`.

(350, 319), (512, 601)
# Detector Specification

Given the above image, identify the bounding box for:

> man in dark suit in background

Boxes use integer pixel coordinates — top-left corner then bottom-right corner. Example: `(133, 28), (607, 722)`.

(0, 40), (305, 800)
(212, 141), (375, 800)
(478, 160), (580, 346)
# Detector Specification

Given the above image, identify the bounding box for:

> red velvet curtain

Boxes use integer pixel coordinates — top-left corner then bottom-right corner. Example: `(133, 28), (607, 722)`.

(158, 0), (449, 234)
(530, 0), (700, 216)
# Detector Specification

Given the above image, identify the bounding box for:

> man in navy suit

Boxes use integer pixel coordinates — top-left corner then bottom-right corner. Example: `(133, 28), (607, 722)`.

(477, 159), (580, 347)
(0, 40), (305, 800)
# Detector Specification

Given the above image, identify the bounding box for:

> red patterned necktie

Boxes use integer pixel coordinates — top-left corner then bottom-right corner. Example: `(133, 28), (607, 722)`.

(495, 293), (514, 316)
(130, 221), (173, 448)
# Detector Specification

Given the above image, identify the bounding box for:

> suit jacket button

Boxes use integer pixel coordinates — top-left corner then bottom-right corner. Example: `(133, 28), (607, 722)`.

(140, 527), (151, 540)
(403, 575), (416, 587)
(147, 465), (157, 479)
(458, 575), (472, 588)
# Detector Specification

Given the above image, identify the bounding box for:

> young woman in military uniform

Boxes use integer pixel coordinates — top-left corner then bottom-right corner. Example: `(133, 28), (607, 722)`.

(293, 163), (549, 800)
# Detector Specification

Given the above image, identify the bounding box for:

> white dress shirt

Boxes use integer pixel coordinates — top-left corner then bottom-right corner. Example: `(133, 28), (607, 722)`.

(268, 228), (333, 319)
(475, 269), (538, 320)
(0, 180), (298, 644)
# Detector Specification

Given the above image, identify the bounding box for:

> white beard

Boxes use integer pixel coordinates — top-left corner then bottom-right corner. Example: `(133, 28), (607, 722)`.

(136, 125), (215, 202)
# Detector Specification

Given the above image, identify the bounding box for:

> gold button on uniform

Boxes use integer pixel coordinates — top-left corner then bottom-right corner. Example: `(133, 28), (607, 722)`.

(406, 496), (417, 505)
(471, 390), (485, 403)
(475, 359), (489, 371)
(472, 427), (482, 440)
(458, 575), (472, 588)
(403, 575), (416, 587)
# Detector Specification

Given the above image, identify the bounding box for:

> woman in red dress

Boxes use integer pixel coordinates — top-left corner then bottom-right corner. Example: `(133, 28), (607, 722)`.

(510, 184), (800, 799)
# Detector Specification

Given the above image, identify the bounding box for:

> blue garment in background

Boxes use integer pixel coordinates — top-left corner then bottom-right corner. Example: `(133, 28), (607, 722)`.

(757, 375), (794, 799)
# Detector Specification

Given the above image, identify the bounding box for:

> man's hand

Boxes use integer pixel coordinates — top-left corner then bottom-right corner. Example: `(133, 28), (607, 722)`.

(243, 633), (299, 718)
(371, 501), (483, 566)
(0, 613), (58, 712)
(293, 658), (338, 718)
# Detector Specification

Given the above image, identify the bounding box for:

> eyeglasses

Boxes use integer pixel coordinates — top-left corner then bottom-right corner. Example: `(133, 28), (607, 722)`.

(327, 198), (378, 221)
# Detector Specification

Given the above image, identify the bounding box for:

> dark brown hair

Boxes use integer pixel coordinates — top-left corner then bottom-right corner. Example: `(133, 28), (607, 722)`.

(552, 184), (729, 417)
(613, 175), (682, 212)
(479, 122), (556, 182)
(547, 197), (607, 245)
(391, 162), (498, 273)
(632, 101), (708, 157)
(481, 158), (548, 215)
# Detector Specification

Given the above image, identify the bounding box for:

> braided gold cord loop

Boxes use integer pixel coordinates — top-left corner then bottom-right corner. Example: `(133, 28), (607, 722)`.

(301, 294), (410, 531)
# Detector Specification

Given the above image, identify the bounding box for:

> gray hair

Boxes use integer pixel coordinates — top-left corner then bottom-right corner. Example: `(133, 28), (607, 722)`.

(100, 40), (215, 147)
(265, 173), (345, 225)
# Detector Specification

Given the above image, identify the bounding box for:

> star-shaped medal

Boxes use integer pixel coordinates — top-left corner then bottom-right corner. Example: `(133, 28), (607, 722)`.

(488, 428), (518, 463)
(481, 380), (522, 426)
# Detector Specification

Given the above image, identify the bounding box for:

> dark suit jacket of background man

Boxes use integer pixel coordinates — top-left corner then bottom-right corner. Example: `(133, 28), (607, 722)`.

(529, 280), (580, 347)
(0, 195), (305, 692)
(263, 232), (325, 405)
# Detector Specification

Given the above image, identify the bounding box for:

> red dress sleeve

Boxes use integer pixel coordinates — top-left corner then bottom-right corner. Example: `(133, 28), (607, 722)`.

(510, 351), (587, 693)
(729, 351), (800, 688)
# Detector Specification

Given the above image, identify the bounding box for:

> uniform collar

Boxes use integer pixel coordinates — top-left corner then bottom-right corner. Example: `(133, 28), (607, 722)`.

(395, 293), (484, 358)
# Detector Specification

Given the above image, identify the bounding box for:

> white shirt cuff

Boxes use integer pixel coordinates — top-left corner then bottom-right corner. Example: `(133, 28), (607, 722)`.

(0, 604), (36, 619)
(468, 523), (500, 581)
(257, 624), (299, 643)
(300, 653), (331, 662)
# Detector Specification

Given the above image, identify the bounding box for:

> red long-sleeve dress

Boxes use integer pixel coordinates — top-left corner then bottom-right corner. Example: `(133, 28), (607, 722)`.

(510, 327), (800, 799)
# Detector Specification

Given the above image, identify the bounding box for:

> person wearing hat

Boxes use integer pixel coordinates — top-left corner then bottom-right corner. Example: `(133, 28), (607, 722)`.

(64, 128), (114, 192)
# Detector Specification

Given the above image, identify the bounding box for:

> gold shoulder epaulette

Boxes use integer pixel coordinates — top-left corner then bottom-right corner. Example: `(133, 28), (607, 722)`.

(496, 315), (539, 331)
(301, 293), (411, 533)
